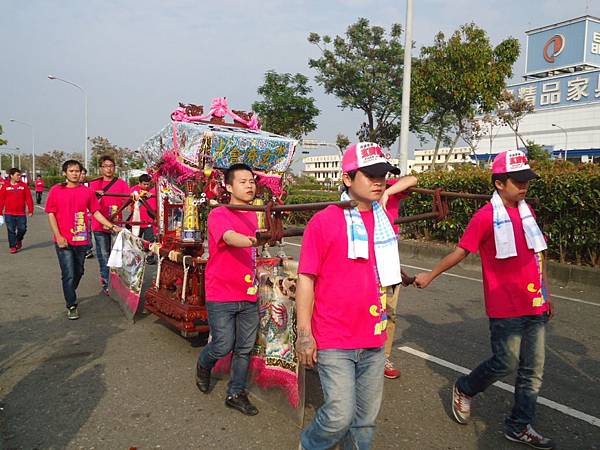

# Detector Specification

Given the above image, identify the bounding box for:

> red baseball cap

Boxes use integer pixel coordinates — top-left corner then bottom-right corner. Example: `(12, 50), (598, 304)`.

(492, 150), (539, 182)
(342, 142), (401, 177)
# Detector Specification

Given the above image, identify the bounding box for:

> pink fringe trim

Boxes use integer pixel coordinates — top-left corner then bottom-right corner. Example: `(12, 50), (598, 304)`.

(109, 272), (140, 314)
(213, 353), (299, 408)
(157, 150), (200, 184)
(255, 171), (283, 196)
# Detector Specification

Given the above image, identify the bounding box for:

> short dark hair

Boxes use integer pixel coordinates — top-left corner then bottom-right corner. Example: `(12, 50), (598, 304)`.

(342, 170), (358, 191)
(62, 160), (83, 172)
(99, 155), (115, 166)
(139, 174), (152, 183)
(8, 168), (21, 177)
(36, 174), (42, 178)
(491, 173), (510, 191)
(224, 163), (254, 185)
(81, 167), (87, 174)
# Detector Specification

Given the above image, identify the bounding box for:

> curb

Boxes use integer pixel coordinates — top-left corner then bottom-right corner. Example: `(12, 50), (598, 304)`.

(399, 239), (600, 288)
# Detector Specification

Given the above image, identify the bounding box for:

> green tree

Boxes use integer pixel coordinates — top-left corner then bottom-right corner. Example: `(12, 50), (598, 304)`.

(308, 18), (423, 148)
(413, 23), (520, 169)
(496, 90), (535, 150)
(89, 136), (135, 174)
(252, 71), (320, 140)
(525, 141), (550, 162)
(37, 150), (66, 176)
(0, 125), (7, 146)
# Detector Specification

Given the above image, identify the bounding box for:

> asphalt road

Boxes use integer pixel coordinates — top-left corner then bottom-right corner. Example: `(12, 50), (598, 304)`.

(1, 206), (599, 449)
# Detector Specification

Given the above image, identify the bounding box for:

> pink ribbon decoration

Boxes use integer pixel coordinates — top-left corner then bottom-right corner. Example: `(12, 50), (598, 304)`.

(171, 98), (261, 130)
(209, 97), (228, 118)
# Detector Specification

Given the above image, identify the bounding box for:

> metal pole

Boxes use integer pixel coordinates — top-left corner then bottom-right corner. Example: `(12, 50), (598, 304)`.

(9, 119), (35, 178)
(397, 0), (413, 175)
(551, 123), (568, 161)
(48, 75), (88, 169)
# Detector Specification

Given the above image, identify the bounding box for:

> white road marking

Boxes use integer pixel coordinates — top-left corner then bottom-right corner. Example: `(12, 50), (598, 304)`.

(398, 346), (600, 428)
(283, 240), (598, 307)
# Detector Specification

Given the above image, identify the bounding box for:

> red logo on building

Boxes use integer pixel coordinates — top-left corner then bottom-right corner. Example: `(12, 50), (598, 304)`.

(543, 34), (565, 63)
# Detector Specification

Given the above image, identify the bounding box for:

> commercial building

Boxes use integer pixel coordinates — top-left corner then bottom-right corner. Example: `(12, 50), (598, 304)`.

(302, 154), (408, 183)
(411, 146), (473, 173)
(476, 15), (600, 163)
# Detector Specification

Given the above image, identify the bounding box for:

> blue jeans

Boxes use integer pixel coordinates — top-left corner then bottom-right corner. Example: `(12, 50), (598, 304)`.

(93, 231), (112, 287)
(457, 313), (549, 434)
(5, 214), (27, 248)
(301, 347), (385, 450)
(55, 244), (88, 308)
(198, 301), (259, 396)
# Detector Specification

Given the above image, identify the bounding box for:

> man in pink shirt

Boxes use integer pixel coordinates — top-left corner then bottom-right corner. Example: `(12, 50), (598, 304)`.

(129, 174), (157, 264)
(195, 163), (263, 416)
(415, 150), (554, 449)
(0, 168), (34, 253)
(46, 160), (121, 320)
(88, 155), (130, 295)
(297, 143), (402, 450)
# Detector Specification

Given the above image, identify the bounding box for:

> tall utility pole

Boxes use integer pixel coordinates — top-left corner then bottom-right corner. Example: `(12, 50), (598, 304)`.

(48, 75), (89, 170)
(10, 119), (35, 177)
(397, 0), (413, 175)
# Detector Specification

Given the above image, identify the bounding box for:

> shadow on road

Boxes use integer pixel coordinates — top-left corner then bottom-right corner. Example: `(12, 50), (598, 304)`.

(0, 295), (124, 449)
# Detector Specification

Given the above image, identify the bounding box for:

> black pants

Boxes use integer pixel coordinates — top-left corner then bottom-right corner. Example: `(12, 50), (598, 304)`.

(36, 191), (43, 204)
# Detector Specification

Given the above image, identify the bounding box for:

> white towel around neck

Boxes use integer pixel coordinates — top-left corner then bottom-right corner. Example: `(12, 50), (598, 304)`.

(490, 191), (547, 259)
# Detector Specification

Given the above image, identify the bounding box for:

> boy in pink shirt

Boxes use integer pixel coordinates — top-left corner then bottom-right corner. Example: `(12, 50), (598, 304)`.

(46, 160), (121, 320)
(196, 163), (262, 416)
(129, 174), (157, 264)
(297, 142), (402, 450)
(415, 150), (554, 449)
(380, 175), (418, 379)
(88, 155), (130, 295)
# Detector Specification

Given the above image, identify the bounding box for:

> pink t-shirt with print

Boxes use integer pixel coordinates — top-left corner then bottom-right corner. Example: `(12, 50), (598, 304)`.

(45, 184), (100, 246)
(458, 202), (549, 319)
(88, 178), (130, 232)
(205, 206), (258, 302)
(298, 205), (393, 350)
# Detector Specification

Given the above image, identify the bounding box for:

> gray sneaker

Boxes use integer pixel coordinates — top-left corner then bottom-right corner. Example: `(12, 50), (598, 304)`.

(505, 425), (555, 449)
(451, 382), (471, 424)
(67, 306), (80, 320)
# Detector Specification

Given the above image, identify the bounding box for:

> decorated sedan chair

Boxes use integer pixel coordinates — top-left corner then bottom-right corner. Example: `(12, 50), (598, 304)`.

(108, 98), (338, 422)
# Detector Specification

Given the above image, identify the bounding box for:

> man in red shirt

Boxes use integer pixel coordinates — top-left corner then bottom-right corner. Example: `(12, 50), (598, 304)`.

(35, 174), (45, 205)
(0, 168), (34, 253)
(415, 150), (554, 449)
(88, 155), (130, 295)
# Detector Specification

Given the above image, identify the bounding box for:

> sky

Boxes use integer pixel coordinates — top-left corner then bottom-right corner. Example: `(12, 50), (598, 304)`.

(1, 0), (598, 170)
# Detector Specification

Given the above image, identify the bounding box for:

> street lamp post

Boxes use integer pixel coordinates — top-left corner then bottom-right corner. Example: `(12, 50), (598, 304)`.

(9, 119), (35, 177)
(48, 75), (88, 170)
(551, 123), (568, 161)
(397, 0), (414, 175)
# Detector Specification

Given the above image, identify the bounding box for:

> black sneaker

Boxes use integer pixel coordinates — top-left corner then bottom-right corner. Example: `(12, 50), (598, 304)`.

(67, 306), (80, 320)
(505, 425), (555, 449)
(195, 366), (211, 393)
(85, 250), (94, 259)
(225, 391), (258, 416)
